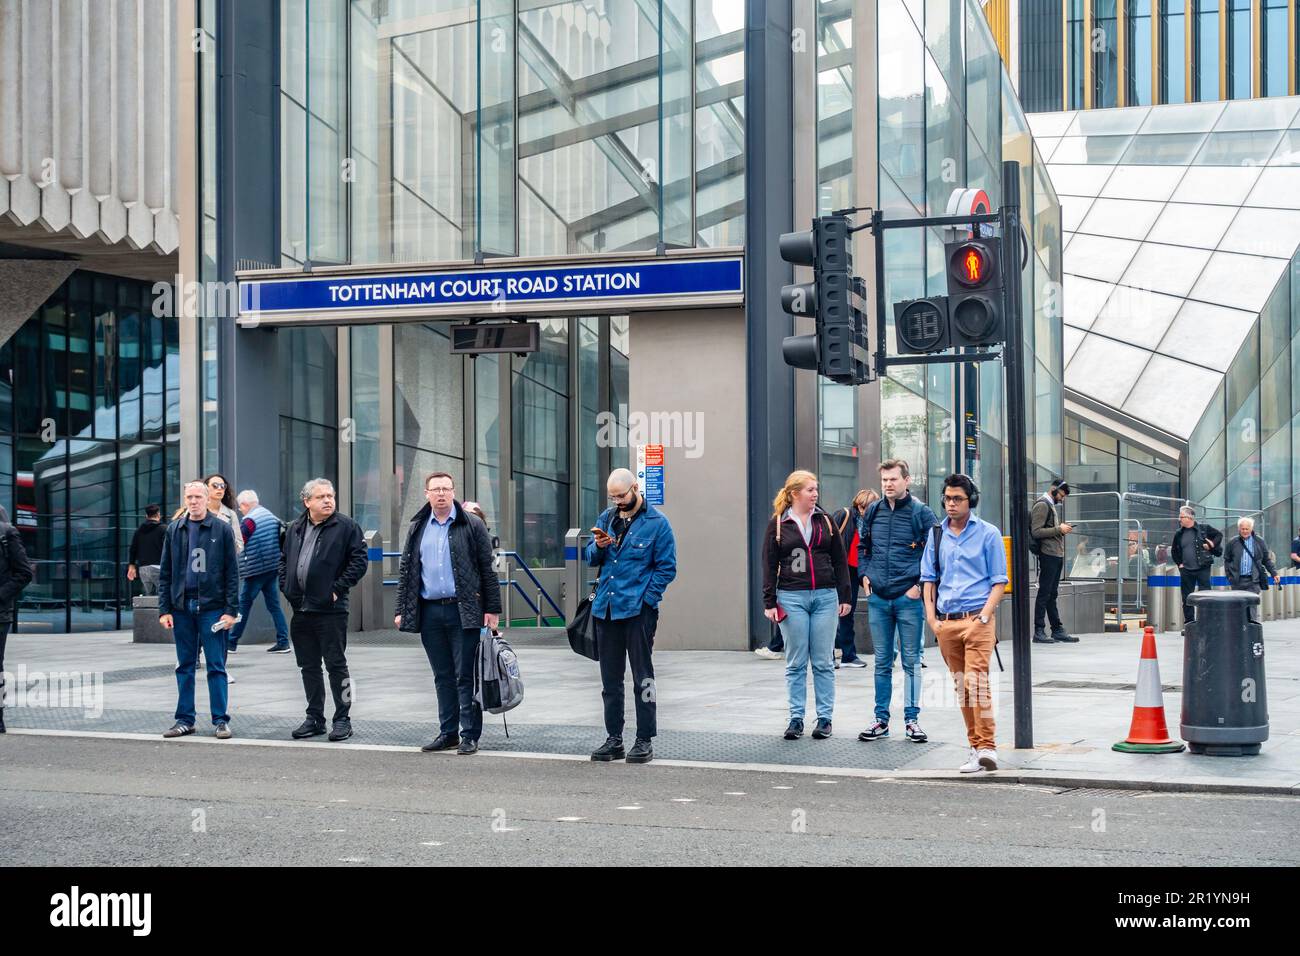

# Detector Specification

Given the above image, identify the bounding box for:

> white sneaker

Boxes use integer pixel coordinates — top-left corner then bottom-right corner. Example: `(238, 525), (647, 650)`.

(753, 647), (783, 660)
(977, 748), (998, 771)
(958, 747), (983, 773)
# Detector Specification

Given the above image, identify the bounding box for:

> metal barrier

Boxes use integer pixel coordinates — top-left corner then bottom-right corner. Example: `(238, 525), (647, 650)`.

(372, 540), (565, 627)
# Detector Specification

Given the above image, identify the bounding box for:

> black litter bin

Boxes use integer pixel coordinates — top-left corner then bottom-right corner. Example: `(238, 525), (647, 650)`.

(1182, 591), (1269, 756)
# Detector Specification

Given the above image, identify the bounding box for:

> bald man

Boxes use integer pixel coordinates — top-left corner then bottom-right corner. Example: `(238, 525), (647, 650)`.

(583, 468), (677, 764)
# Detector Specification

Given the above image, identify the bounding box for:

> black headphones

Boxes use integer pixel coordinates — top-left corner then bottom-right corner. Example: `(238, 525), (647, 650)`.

(944, 473), (980, 509)
(1050, 478), (1070, 496)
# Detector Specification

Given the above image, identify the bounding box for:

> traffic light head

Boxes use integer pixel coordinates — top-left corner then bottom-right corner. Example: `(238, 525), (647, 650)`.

(944, 238), (1005, 348)
(947, 240), (998, 290)
(894, 297), (951, 355)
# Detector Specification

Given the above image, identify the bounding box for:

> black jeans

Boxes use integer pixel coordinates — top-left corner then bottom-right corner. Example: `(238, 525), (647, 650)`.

(596, 604), (658, 740)
(1034, 553), (1064, 629)
(0, 623), (8, 709)
(1179, 567), (1213, 621)
(290, 611), (352, 724)
(419, 599), (482, 741)
(835, 571), (862, 660)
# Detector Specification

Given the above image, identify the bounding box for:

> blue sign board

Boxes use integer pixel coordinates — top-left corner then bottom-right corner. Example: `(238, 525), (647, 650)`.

(241, 256), (743, 317)
(643, 466), (665, 506)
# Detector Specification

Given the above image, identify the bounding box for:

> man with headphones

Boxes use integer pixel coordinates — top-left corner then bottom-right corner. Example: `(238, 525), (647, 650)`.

(1030, 479), (1076, 644)
(920, 474), (1008, 773)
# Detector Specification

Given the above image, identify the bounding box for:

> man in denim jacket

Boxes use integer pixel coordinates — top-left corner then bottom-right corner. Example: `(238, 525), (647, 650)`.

(584, 468), (677, 765)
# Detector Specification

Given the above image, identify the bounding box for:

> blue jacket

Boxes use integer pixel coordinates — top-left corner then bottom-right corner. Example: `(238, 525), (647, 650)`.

(239, 505), (284, 578)
(583, 502), (677, 621)
(157, 512), (240, 617)
(857, 493), (939, 599)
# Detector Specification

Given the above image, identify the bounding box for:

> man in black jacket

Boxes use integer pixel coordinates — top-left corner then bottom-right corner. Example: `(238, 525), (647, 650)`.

(1171, 506), (1223, 622)
(280, 478), (369, 742)
(158, 481), (240, 739)
(1223, 517), (1279, 593)
(0, 504), (34, 733)
(394, 472), (502, 756)
(127, 504), (165, 595)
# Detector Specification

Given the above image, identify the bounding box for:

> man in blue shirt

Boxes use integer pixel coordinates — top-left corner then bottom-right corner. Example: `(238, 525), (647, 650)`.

(394, 471), (501, 755)
(920, 474), (1007, 774)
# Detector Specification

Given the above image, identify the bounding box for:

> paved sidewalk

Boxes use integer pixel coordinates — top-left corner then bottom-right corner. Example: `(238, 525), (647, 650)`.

(3, 619), (1297, 793)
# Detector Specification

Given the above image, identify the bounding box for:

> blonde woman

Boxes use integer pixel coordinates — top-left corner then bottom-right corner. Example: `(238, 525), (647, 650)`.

(761, 470), (851, 740)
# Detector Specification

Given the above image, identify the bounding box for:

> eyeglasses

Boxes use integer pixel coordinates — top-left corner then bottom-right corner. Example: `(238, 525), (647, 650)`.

(427, 487), (454, 494)
(942, 495), (969, 504)
(607, 489), (633, 501)
(209, 481), (226, 489)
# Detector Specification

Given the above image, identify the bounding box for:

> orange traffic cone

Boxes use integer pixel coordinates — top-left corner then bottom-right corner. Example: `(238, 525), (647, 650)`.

(1113, 626), (1185, 754)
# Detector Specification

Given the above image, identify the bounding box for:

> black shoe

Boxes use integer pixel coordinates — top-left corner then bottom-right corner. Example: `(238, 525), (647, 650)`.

(227, 639), (239, 653)
(267, 642), (292, 654)
(457, 738), (479, 755)
(812, 718), (833, 739)
(591, 736), (625, 761)
(1032, 627), (1056, 644)
(291, 720), (327, 739)
(328, 720), (353, 742)
(1051, 628), (1079, 643)
(0, 709), (5, 733)
(626, 738), (653, 763)
(421, 733), (460, 752)
(162, 721), (195, 739)
(784, 718), (804, 740)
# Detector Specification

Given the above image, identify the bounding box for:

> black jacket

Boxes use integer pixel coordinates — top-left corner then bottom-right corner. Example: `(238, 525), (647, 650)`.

(0, 520), (34, 625)
(1224, 533), (1277, 590)
(395, 500), (502, 632)
(1172, 523), (1223, 571)
(128, 520), (165, 567)
(761, 508), (851, 609)
(279, 510), (369, 614)
(157, 512), (240, 617)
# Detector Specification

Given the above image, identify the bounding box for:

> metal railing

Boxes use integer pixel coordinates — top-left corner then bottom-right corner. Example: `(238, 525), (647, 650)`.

(376, 547), (565, 627)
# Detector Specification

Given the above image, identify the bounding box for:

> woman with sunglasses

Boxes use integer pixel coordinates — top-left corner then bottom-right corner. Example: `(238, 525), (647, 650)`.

(204, 473), (243, 556)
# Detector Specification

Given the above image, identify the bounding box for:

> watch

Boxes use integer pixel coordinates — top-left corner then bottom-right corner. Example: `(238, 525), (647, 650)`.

(977, 614), (990, 625)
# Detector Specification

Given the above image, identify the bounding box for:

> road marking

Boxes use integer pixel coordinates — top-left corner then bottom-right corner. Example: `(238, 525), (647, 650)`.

(555, 816), (585, 821)
(5, 728), (1286, 795)
(670, 798), (695, 803)
(616, 806), (642, 811)
(772, 785), (793, 790)
(723, 791), (746, 796)
(420, 841), (444, 846)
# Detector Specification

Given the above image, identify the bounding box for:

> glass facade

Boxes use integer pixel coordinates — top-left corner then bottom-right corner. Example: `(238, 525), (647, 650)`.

(1033, 96), (1300, 440)
(0, 273), (180, 633)
(839, 0), (1064, 526)
(1186, 250), (1300, 552)
(1128, 0), (1154, 107)
(279, 0), (744, 265)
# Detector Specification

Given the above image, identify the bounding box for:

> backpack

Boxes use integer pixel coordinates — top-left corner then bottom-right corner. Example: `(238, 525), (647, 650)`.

(1027, 498), (1055, 557)
(860, 498), (932, 561)
(474, 628), (524, 729)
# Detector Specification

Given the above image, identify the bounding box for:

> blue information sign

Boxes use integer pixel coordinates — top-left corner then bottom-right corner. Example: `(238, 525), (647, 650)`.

(241, 257), (743, 317)
(643, 466), (665, 506)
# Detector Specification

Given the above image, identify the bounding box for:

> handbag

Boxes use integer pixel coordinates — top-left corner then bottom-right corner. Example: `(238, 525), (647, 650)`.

(566, 585), (600, 661)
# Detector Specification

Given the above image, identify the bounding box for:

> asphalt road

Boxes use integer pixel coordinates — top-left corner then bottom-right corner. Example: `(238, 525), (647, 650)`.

(1, 733), (1297, 866)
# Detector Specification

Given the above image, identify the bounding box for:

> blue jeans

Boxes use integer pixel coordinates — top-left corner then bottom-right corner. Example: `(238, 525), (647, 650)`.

(868, 592), (924, 723)
(835, 571), (862, 662)
(229, 569), (288, 644)
(776, 588), (838, 721)
(419, 600), (482, 741)
(172, 601), (229, 726)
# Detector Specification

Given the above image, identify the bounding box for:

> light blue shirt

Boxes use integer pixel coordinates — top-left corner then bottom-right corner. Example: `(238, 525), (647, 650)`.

(919, 514), (1009, 614)
(1240, 535), (1256, 577)
(420, 505), (458, 600)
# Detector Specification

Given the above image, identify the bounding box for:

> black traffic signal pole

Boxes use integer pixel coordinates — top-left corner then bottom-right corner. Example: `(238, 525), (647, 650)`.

(858, 163), (1033, 748)
(999, 160), (1033, 750)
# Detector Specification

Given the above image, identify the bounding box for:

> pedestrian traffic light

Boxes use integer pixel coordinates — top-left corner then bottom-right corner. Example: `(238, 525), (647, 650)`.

(893, 296), (951, 354)
(944, 238), (1004, 347)
(778, 215), (871, 384)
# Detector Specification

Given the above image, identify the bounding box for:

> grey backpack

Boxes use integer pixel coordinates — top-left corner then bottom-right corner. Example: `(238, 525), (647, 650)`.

(474, 629), (524, 730)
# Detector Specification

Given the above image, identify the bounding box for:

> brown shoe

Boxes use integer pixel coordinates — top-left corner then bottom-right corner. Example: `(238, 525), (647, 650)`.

(163, 722), (195, 739)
